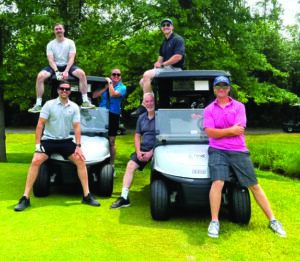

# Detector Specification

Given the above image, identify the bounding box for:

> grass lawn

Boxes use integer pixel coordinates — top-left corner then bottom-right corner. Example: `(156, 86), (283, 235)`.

(0, 132), (299, 260)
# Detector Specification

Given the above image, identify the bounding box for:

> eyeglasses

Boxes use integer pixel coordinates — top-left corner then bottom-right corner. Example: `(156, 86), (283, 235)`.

(161, 23), (171, 28)
(214, 85), (229, 90)
(111, 73), (121, 77)
(58, 87), (71, 91)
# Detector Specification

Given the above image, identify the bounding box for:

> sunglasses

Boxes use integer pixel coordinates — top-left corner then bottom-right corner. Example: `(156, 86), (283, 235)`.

(161, 23), (171, 28)
(215, 85), (229, 90)
(111, 73), (121, 77)
(58, 87), (71, 91)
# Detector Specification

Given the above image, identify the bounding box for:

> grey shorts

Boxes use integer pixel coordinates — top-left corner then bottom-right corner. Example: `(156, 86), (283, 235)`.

(153, 66), (182, 76)
(130, 152), (152, 171)
(208, 147), (258, 187)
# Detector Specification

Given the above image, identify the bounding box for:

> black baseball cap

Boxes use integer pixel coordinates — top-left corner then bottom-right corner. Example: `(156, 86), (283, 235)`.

(160, 18), (173, 26)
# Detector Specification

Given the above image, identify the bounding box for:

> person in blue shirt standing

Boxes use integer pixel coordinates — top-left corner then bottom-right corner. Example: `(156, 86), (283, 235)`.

(93, 69), (126, 175)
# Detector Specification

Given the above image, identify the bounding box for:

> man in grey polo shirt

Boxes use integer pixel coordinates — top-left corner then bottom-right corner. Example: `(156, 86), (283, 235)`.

(15, 81), (100, 211)
(110, 92), (155, 209)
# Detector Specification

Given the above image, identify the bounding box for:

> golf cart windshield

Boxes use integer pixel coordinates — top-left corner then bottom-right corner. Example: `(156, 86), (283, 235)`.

(155, 109), (208, 142)
(80, 107), (108, 135)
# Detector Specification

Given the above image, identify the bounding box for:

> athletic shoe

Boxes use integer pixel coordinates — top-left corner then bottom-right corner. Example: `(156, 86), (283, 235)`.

(269, 220), (287, 237)
(14, 196), (30, 211)
(28, 104), (42, 113)
(81, 101), (96, 109)
(130, 105), (147, 117)
(208, 221), (220, 238)
(110, 197), (131, 209)
(82, 193), (100, 207)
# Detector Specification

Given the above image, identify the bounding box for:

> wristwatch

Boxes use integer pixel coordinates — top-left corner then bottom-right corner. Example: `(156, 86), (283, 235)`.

(76, 144), (81, 148)
(160, 63), (164, 68)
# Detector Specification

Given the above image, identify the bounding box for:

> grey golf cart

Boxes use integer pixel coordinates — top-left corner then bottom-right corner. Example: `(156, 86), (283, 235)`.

(150, 70), (251, 224)
(33, 76), (114, 197)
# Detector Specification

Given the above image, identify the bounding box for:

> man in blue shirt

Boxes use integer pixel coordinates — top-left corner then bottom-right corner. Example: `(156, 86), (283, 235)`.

(93, 69), (126, 175)
(110, 92), (155, 209)
(131, 18), (185, 117)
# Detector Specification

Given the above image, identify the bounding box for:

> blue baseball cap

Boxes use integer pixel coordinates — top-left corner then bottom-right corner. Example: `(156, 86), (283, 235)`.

(160, 18), (173, 26)
(213, 76), (230, 85)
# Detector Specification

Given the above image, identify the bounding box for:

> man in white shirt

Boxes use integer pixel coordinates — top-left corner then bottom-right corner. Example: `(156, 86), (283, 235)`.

(28, 23), (95, 113)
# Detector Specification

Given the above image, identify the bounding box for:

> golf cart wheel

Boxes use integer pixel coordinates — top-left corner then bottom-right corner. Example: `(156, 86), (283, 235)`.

(97, 164), (114, 197)
(33, 163), (50, 197)
(151, 179), (170, 221)
(117, 129), (122, 135)
(287, 127), (293, 133)
(229, 185), (251, 224)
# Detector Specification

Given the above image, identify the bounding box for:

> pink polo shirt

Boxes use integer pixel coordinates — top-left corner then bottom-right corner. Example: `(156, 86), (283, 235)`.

(203, 97), (248, 152)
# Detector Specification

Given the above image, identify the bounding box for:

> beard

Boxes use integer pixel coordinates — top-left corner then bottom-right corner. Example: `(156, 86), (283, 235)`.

(146, 107), (154, 112)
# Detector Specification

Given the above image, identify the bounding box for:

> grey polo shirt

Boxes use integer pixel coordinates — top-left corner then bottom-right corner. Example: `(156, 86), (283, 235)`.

(136, 112), (155, 151)
(40, 97), (80, 140)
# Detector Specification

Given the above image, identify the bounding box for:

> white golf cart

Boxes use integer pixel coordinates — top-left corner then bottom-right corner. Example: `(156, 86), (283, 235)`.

(33, 76), (114, 197)
(150, 70), (251, 224)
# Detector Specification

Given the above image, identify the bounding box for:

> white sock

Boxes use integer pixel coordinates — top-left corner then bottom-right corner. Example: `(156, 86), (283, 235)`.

(121, 188), (129, 200)
(36, 98), (42, 106)
(82, 94), (88, 102)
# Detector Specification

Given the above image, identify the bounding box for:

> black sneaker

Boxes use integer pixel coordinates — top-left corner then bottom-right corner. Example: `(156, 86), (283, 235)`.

(82, 193), (100, 207)
(14, 196), (30, 211)
(130, 105), (147, 117)
(110, 197), (131, 209)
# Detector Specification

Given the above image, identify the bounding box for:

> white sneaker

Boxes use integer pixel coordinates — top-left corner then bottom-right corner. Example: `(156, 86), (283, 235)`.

(269, 220), (287, 237)
(208, 221), (220, 238)
(81, 101), (96, 109)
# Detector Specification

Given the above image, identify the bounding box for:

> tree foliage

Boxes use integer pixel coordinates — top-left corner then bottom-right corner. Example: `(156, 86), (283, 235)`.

(1, 0), (300, 161)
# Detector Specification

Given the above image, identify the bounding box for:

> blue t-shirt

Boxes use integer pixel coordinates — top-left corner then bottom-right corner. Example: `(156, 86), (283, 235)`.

(100, 82), (126, 114)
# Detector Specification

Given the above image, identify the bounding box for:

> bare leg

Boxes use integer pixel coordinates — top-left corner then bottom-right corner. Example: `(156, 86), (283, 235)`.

(72, 69), (87, 94)
(69, 154), (89, 196)
(123, 160), (139, 189)
(36, 71), (51, 98)
(209, 180), (224, 221)
(109, 136), (116, 165)
(248, 184), (275, 220)
(140, 69), (156, 93)
(24, 153), (49, 197)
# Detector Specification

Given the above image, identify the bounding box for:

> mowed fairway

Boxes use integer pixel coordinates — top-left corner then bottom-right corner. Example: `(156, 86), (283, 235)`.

(0, 132), (299, 260)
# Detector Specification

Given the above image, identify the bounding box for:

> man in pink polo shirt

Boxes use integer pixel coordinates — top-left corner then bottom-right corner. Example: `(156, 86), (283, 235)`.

(203, 76), (286, 238)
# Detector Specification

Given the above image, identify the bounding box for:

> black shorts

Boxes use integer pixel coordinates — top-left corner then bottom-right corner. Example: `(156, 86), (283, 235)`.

(130, 152), (152, 171)
(208, 147), (258, 187)
(108, 112), (120, 137)
(41, 139), (76, 159)
(42, 65), (80, 78)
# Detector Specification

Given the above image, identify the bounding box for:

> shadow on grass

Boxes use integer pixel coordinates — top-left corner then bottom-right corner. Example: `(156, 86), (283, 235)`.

(7, 153), (33, 164)
(7, 183), (96, 211)
(111, 183), (251, 245)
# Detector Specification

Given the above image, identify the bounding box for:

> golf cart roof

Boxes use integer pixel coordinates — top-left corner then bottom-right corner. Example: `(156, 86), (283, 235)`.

(154, 70), (231, 79)
(152, 70), (231, 109)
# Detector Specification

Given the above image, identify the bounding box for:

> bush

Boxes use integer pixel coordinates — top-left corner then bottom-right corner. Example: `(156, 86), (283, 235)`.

(246, 134), (300, 178)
